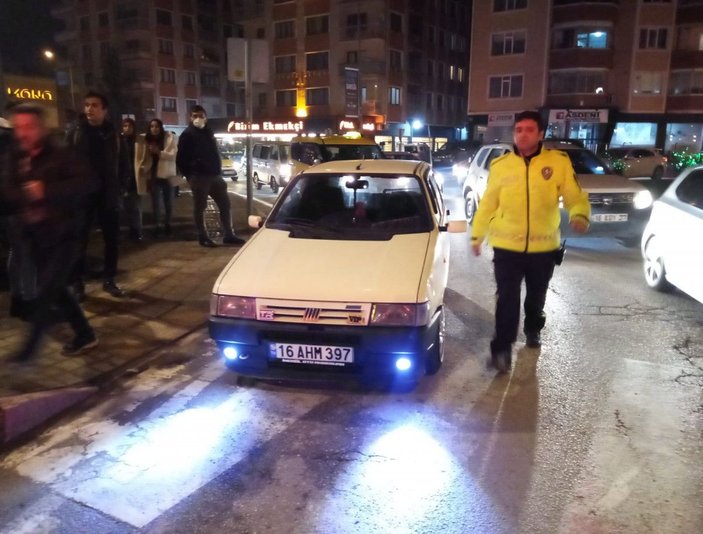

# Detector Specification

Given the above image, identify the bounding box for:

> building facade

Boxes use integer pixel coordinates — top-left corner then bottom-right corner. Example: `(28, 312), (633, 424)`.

(52, 0), (246, 128)
(51, 0), (471, 146)
(468, 0), (703, 154)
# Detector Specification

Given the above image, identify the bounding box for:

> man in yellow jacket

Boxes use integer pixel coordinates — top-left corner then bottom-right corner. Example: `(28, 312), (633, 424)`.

(471, 110), (591, 373)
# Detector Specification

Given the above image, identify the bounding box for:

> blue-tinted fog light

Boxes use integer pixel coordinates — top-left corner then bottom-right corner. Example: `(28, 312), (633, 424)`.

(223, 346), (238, 361)
(395, 357), (412, 372)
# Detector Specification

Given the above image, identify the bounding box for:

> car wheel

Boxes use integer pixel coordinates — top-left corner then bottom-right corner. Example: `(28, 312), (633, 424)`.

(230, 173), (238, 182)
(643, 236), (670, 291)
(464, 191), (477, 224)
(651, 166), (664, 182)
(425, 308), (445, 375)
(270, 176), (279, 194)
(253, 172), (262, 190)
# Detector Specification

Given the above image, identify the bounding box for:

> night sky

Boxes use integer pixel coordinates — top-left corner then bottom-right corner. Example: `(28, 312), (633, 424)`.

(0, 0), (60, 76)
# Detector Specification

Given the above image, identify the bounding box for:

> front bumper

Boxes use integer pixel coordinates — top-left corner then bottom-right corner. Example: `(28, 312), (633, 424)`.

(561, 205), (650, 240)
(209, 314), (440, 384)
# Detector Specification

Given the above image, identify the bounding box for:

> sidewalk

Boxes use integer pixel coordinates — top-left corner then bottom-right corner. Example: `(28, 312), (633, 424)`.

(0, 188), (272, 446)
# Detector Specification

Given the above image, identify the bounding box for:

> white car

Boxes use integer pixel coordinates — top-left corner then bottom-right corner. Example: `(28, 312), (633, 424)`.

(602, 146), (668, 181)
(462, 141), (654, 243)
(641, 165), (703, 303)
(209, 159), (466, 387)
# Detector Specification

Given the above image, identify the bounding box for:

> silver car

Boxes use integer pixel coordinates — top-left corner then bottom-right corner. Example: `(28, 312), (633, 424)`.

(462, 141), (654, 244)
(641, 165), (703, 303)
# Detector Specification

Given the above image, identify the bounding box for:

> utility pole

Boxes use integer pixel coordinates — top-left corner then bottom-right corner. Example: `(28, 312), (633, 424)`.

(245, 39), (253, 217)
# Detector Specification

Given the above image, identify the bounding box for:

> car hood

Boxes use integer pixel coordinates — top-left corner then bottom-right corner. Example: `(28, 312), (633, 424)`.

(215, 228), (431, 303)
(577, 173), (647, 193)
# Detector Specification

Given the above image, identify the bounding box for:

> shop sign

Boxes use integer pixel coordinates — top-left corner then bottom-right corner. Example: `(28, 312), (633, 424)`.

(6, 87), (54, 101)
(550, 109), (608, 123)
(488, 112), (515, 126)
(228, 120), (304, 133)
(361, 122), (376, 132)
(344, 67), (360, 118)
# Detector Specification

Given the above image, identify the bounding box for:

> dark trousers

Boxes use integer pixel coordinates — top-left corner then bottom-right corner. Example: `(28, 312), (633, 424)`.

(75, 198), (120, 281)
(151, 179), (173, 227)
(188, 174), (234, 239)
(490, 248), (556, 354)
(21, 239), (93, 356)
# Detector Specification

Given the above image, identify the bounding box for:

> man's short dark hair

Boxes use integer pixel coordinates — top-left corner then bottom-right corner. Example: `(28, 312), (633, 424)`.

(514, 110), (544, 131)
(9, 102), (47, 122)
(85, 90), (109, 109)
(190, 104), (206, 115)
(122, 117), (135, 127)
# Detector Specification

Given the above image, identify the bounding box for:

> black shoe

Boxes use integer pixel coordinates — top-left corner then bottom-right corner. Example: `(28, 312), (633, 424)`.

(223, 235), (246, 246)
(525, 331), (541, 348)
(128, 229), (143, 242)
(490, 350), (512, 374)
(103, 279), (126, 297)
(62, 334), (98, 355)
(199, 237), (218, 248)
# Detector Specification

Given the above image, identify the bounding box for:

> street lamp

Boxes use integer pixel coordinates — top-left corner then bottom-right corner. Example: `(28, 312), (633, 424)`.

(42, 48), (76, 112)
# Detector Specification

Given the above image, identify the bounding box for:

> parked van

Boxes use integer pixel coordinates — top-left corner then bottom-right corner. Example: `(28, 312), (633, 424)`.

(290, 134), (384, 176)
(251, 142), (292, 193)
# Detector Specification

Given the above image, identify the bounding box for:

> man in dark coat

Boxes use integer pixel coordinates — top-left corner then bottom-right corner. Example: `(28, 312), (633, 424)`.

(176, 105), (245, 247)
(67, 91), (125, 297)
(3, 103), (98, 360)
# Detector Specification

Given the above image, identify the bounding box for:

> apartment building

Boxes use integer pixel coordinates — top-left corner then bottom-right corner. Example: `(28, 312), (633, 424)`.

(221, 0), (471, 147)
(469, 0), (703, 153)
(51, 0), (246, 127)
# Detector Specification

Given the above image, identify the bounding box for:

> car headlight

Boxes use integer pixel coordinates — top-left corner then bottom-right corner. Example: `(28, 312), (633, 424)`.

(633, 190), (653, 210)
(211, 295), (256, 319)
(370, 302), (430, 326)
(280, 163), (292, 179)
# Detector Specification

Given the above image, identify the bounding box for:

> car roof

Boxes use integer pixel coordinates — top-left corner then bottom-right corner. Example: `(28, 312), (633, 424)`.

(301, 158), (429, 176)
(291, 135), (379, 146)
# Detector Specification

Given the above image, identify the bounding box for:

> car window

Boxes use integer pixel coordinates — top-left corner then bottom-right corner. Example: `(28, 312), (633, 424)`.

(260, 145), (271, 159)
(475, 148), (490, 168)
(484, 148), (507, 170)
(252, 144), (262, 158)
(319, 144), (384, 162)
(270, 145), (279, 160)
(267, 173), (433, 239)
(562, 148), (608, 174)
(291, 143), (322, 165)
(607, 148), (628, 158)
(675, 170), (703, 209)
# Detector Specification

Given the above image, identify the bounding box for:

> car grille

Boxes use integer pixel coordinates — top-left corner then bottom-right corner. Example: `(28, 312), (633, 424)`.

(588, 192), (634, 206)
(256, 299), (371, 326)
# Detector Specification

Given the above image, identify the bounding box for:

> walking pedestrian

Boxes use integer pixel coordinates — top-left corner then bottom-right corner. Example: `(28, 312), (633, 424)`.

(137, 118), (178, 237)
(67, 91), (125, 298)
(119, 117), (144, 242)
(470, 110), (591, 373)
(176, 105), (245, 247)
(3, 103), (98, 360)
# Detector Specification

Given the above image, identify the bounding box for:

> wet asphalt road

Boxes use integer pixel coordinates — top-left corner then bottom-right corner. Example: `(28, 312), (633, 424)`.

(0, 171), (701, 533)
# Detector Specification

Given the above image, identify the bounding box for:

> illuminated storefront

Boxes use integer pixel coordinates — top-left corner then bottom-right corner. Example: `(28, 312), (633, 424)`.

(3, 74), (60, 129)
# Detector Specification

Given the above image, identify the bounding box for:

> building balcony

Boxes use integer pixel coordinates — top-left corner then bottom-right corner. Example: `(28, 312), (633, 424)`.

(667, 94), (703, 112)
(338, 61), (386, 76)
(545, 93), (614, 109)
(552, 1), (619, 25)
(671, 50), (703, 70)
(550, 48), (614, 70)
(338, 24), (386, 42)
(677, 4), (703, 24)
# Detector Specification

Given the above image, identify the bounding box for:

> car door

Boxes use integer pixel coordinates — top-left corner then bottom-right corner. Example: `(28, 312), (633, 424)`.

(426, 170), (450, 310)
(664, 170), (703, 303)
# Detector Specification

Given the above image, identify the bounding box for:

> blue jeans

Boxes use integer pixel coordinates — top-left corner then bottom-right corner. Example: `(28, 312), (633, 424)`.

(151, 179), (173, 227)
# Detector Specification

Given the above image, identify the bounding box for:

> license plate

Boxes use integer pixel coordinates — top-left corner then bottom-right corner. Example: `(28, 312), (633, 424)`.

(592, 213), (628, 222)
(271, 343), (354, 366)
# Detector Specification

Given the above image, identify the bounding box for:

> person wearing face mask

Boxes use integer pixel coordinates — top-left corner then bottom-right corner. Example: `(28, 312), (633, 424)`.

(176, 105), (245, 247)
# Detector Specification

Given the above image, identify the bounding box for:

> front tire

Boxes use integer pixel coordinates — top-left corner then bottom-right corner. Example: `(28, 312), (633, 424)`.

(464, 191), (477, 224)
(253, 172), (262, 190)
(270, 176), (279, 194)
(643, 236), (670, 291)
(651, 166), (664, 182)
(425, 308), (445, 375)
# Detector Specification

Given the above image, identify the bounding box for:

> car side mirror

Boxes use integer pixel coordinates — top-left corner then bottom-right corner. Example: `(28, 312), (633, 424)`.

(439, 220), (467, 233)
(248, 215), (263, 229)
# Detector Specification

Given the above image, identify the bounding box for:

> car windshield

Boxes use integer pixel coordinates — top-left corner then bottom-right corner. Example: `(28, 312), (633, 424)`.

(266, 173), (433, 240)
(563, 148), (610, 174)
(291, 143), (384, 165)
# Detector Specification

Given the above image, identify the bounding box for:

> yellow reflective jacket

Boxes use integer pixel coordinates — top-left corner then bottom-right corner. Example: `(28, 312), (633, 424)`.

(471, 146), (591, 253)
